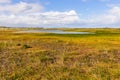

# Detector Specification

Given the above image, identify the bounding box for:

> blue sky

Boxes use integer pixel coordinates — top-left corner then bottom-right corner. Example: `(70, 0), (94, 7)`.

(0, 0), (120, 28)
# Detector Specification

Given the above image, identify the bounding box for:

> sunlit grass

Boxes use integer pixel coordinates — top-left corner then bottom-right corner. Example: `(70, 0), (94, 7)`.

(0, 27), (120, 80)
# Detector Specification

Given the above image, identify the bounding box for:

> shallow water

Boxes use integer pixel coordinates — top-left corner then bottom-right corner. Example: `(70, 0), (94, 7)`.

(16, 30), (93, 34)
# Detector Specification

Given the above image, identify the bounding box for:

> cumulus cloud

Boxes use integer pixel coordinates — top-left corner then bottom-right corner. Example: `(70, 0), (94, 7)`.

(0, 0), (119, 28)
(0, 2), (43, 14)
(84, 6), (120, 25)
(0, 0), (11, 3)
(0, 1), (80, 27)
(0, 10), (80, 27)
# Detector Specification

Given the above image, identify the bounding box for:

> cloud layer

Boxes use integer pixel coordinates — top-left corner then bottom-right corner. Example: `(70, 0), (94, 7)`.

(83, 6), (120, 27)
(0, 1), (80, 27)
(0, 2), (43, 14)
(0, 10), (79, 27)
(0, 0), (120, 27)
(0, 0), (11, 3)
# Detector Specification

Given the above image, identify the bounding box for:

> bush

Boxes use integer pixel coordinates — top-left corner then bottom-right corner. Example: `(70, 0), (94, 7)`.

(16, 43), (21, 46)
(22, 44), (32, 49)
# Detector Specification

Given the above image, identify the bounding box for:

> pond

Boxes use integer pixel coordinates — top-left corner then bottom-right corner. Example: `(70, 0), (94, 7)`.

(16, 30), (93, 34)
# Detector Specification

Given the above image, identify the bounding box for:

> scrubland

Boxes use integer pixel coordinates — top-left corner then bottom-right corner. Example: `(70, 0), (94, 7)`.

(0, 28), (120, 80)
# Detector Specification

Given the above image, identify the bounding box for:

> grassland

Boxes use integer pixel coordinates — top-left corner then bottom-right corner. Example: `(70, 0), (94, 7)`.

(0, 27), (120, 80)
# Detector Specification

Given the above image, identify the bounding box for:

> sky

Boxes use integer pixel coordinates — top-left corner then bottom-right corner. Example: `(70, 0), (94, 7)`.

(0, 0), (120, 28)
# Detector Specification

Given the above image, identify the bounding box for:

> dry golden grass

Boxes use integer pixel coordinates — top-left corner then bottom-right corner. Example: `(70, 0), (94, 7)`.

(0, 28), (120, 80)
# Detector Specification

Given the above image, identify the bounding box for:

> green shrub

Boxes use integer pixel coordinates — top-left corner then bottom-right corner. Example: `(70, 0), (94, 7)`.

(22, 44), (32, 49)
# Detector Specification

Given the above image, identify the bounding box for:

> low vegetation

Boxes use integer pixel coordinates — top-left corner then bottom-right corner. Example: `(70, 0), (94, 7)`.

(0, 27), (120, 80)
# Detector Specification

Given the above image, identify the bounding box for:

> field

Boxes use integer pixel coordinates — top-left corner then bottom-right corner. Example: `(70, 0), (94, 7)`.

(0, 27), (120, 80)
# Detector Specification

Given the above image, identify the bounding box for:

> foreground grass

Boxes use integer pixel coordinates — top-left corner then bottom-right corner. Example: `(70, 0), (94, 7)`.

(0, 28), (120, 80)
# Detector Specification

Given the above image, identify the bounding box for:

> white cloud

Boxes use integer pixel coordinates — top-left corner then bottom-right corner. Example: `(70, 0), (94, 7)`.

(88, 6), (120, 24)
(0, 0), (11, 3)
(109, 6), (120, 15)
(0, 2), (43, 14)
(0, 10), (80, 27)
(0, 1), (80, 27)
(74, 6), (120, 27)
(0, 1), (119, 28)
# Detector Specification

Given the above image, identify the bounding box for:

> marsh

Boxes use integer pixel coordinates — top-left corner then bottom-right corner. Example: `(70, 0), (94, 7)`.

(16, 29), (93, 34)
